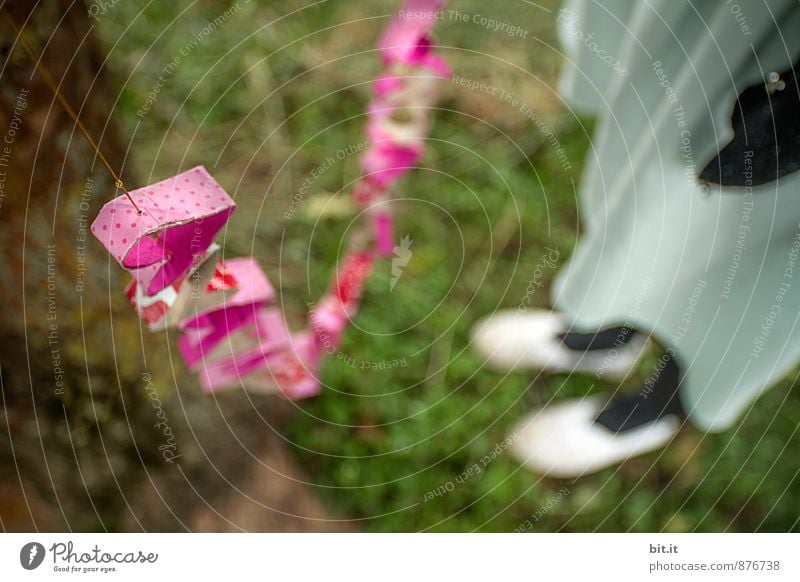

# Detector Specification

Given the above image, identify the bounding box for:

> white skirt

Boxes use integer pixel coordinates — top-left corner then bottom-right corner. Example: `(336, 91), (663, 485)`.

(552, 0), (800, 431)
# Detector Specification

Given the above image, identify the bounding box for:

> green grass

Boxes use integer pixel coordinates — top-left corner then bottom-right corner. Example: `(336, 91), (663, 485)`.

(100, 0), (800, 531)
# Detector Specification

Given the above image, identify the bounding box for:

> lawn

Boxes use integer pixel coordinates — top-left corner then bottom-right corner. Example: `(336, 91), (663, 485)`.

(99, 0), (800, 531)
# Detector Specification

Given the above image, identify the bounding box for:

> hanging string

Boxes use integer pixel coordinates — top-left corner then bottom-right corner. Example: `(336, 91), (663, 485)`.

(2, 9), (142, 214)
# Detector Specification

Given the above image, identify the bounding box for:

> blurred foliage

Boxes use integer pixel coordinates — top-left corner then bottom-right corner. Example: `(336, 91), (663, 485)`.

(97, 0), (800, 532)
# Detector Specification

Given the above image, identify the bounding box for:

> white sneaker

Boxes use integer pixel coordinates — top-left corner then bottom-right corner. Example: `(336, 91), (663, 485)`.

(508, 397), (681, 478)
(470, 310), (648, 380)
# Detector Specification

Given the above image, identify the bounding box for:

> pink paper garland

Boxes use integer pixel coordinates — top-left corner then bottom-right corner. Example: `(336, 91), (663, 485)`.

(91, 0), (449, 399)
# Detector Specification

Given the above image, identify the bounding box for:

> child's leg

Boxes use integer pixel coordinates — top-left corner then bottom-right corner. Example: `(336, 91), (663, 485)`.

(559, 326), (635, 350)
(595, 352), (684, 432)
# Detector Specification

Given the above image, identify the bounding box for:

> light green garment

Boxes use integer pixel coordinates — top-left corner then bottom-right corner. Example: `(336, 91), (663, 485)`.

(552, 0), (800, 431)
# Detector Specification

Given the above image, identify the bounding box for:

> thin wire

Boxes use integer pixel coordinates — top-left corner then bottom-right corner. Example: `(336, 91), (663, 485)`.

(2, 9), (142, 214)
